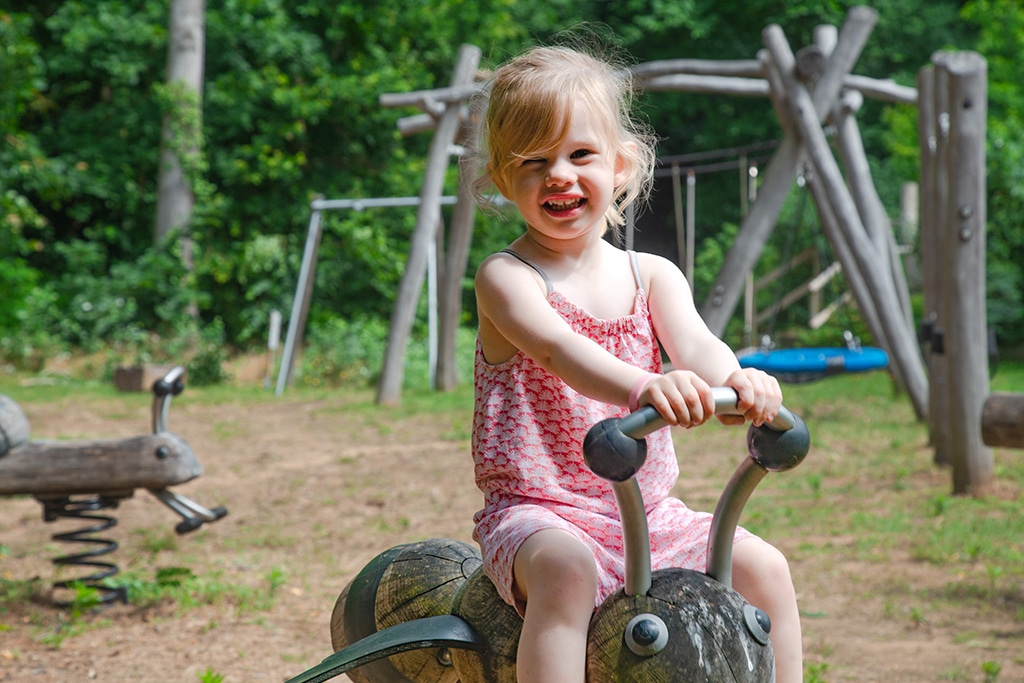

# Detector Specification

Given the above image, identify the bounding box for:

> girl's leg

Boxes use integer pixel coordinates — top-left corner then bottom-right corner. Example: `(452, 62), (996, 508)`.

(512, 529), (598, 683)
(731, 537), (803, 683)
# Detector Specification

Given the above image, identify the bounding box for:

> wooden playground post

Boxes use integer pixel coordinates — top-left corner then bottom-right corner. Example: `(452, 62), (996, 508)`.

(700, 6), (878, 337)
(939, 51), (992, 494)
(832, 88), (915, 332)
(435, 162), (478, 392)
(918, 60), (952, 466)
(377, 44), (481, 405)
(763, 19), (930, 420)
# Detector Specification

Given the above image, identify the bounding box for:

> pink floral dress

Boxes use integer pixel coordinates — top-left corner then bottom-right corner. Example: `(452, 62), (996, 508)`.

(472, 250), (752, 612)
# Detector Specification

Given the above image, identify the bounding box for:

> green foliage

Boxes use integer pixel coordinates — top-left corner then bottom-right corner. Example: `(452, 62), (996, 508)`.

(961, 0), (1024, 346)
(1, 0), (1020, 366)
(107, 565), (285, 613)
(804, 662), (831, 683)
(198, 670), (225, 683)
(2, 234), (202, 364)
(301, 315), (390, 388)
(185, 317), (232, 387)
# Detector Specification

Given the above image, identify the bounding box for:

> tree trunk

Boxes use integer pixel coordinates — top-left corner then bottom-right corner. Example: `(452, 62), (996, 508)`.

(154, 0), (206, 261)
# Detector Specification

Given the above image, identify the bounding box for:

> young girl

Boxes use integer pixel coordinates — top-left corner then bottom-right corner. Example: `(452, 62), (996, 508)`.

(468, 43), (802, 683)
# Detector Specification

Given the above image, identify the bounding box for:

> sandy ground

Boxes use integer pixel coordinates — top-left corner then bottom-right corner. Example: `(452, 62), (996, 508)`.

(1, 378), (1022, 682)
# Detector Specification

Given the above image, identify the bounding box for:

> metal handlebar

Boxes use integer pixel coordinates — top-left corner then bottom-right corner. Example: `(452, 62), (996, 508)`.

(614, 387), (797, 441)
(582, 386), (810, 596)
(151, 366), (186, 434)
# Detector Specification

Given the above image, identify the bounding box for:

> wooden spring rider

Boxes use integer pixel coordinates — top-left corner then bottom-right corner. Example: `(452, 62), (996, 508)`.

(0, 367), (227, 605)
(286, 387), (810, 683)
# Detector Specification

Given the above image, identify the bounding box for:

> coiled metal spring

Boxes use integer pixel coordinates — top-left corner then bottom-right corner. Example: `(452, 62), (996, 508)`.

(39, 493), (130, 606)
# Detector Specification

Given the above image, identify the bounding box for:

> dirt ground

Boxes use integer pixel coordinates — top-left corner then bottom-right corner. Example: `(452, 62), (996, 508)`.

(1, 372), (1022, 682)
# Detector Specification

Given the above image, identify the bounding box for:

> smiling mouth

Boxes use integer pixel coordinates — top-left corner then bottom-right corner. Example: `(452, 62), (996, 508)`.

(544, 197), (586, 212)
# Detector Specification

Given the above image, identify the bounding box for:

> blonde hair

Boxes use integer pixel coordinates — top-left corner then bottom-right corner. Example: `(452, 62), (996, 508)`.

(468, 43), (656, 232)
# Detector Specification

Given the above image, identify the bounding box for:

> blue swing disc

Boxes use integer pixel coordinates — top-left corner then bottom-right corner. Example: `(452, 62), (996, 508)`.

(738, 346), (888, 382)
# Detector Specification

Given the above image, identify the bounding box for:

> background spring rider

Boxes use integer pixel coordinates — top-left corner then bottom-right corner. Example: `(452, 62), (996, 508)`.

(0, 367), (228, 605)
(286, 387), (810, 683)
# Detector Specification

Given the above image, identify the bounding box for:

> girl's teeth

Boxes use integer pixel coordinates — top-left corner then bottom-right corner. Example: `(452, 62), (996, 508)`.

(547, 198), (581, 210)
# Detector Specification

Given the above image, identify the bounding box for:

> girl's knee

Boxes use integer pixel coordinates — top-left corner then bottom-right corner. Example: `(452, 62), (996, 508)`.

(732, 539), (795, 598)
(514, 530), (597, 606)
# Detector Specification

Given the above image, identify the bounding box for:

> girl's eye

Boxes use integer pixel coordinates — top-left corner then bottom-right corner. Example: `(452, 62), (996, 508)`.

(570, 149), (593, 160)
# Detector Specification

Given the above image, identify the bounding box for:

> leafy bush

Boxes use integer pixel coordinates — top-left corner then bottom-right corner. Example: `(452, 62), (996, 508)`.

(301, 315), (390, 388)
(184, 318), (231, 387)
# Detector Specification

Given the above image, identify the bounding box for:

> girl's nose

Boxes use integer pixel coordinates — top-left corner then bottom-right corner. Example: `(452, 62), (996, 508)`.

(546, 157), (575, 186)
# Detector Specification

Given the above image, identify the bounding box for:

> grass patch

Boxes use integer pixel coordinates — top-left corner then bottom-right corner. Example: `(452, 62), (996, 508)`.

(107, 566), (286, 613)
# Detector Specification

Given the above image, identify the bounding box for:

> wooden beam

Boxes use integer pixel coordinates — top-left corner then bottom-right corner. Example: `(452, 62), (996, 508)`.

(700, 6), (879, 336)
(843, 74), (917, 105)
(643, 74), (770, 97)
(795, 44), (828, 82)
(833, 89), (915, 331)
(804, 167), (889, 352)
(631, 58), (763, 79)
(764, 21), (929, 420)
(379, 83), (483, 109)
(753, 247), (817, 290)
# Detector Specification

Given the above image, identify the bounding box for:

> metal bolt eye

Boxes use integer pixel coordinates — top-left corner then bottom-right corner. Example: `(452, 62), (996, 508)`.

(624, 613), (669, 656)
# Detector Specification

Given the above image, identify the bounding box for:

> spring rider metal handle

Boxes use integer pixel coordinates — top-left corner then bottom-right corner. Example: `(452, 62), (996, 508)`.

(582, 387), (810, 594)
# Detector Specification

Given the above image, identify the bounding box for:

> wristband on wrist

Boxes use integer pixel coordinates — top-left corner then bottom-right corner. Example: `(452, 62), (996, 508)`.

(628, 372), (662, 412)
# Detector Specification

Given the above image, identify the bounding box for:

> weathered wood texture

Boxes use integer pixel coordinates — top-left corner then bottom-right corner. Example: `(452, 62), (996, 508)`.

(0, 432), (200, 496)
(918, 62), (952, 466)
(938, 51), (992, 493)
(377, 44), (481, 405)
(981, 393), (1024, 449)
(763, 17), (929, 420)
(435, 160), (478, 391)
(587, 569), (774, 682)
(331, 539), (481, 683)
(449, 568), (521, 683)
(700, 6), (878, 340)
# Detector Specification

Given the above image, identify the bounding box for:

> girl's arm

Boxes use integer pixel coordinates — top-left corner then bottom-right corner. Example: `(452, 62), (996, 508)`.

(475, 253), (650, 406)
(641, 253), (781, 426)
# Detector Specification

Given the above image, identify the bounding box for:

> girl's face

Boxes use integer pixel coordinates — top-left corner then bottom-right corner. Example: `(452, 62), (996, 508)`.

(494, 104), (627, 246)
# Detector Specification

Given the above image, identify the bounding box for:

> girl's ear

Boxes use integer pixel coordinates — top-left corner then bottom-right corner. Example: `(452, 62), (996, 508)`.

(613, 141), (637, 189)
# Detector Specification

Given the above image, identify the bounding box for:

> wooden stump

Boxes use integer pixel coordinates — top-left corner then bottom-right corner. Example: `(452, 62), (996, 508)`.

(0, 394), (30, 456)
(982, 392), (1024, 449)
(448, 567), (521, 683)
(587, 569), (774, 682)
(330, 538), (481, 683)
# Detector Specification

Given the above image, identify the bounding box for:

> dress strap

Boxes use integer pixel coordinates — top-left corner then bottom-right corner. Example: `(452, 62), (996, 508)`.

(627, 250), (644, 294)
(500, 249), (553, 296)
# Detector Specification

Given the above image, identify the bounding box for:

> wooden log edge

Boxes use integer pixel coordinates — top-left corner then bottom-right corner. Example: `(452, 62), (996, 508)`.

(981, 392), (1024, 449)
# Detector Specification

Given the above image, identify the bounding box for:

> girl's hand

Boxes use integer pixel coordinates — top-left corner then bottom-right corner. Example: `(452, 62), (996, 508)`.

(638, 370), (716, 429)
(721, 368), (782, 427)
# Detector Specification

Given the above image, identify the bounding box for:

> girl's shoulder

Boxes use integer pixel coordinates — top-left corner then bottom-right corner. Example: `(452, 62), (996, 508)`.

(632, 250), (683, 287)
(475, 248), (552, 302)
